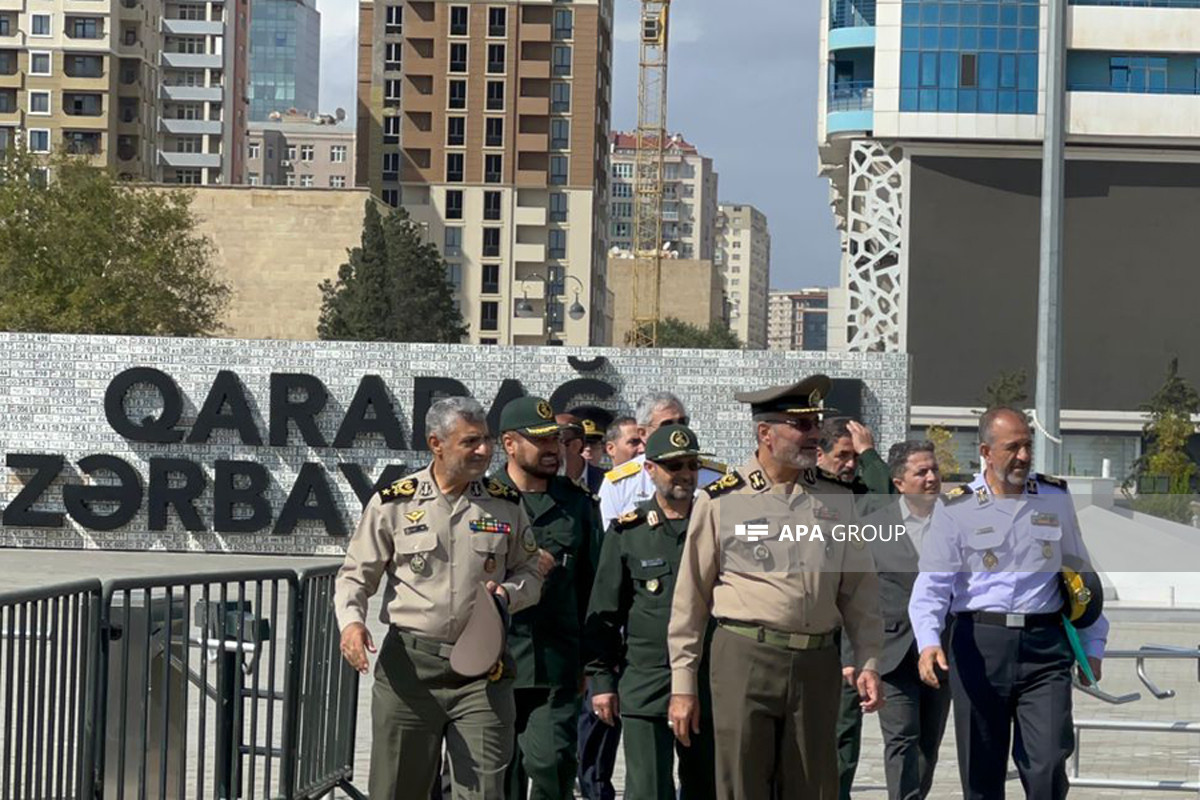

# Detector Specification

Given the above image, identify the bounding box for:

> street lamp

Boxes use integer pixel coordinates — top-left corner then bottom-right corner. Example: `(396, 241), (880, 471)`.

(516, 272), (587, 342)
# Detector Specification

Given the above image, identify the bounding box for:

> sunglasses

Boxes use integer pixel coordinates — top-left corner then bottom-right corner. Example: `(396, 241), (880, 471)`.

(656, 459), (701, 472)
(771, 416), (820, 433)
(657, 416), (690, 427)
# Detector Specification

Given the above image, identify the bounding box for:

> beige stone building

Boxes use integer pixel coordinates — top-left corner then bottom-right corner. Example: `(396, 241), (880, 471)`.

(607, 257), (725, 347)
(356, 0), (615, 346)
(715, 203), (770, 349)
(767, 288), (830, 352)
(183, 186), (372, 339)
(246, 110), (356, 188)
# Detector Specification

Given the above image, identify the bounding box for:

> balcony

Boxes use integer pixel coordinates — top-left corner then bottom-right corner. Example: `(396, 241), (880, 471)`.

(517, 131), (547, 152)
(0, 0), (22, 9)
(160, 117), (221, 135)
(520, 59), (550, 80)
(0, 29), (22, 47)
(827, 80), (874, 134)
(514, 242), (545, 262)
(63, 132), (104, 156)
(159, 151), (221, 168)
(829, 0), (875, 28)
(511, 315), (545, 338)
(160, 52), (222, 69)
(64, 0), (111, 12)
(161, 84), (222, 102)
(64, 92), (104, 116)
(162, 18), (223, 35)
(1068, 3), (1200, 51)
(516, 205), (546, 227)
(518, 95), (550, 116)
(1067, 85), (1200, 140)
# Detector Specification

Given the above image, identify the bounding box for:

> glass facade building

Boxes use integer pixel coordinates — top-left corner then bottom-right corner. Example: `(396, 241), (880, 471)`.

(249, 0), (321, 121)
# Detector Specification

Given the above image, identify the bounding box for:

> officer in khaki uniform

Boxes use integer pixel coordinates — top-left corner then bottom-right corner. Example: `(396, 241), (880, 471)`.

(495, 396), (602, 800)
(585, 424), (716, 800)
(667, 376), (885, 799)
(334, 396), (544, 800)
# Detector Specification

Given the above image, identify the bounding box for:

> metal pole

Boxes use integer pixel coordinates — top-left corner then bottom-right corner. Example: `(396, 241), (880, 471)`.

(1035, 0), (1066, 474)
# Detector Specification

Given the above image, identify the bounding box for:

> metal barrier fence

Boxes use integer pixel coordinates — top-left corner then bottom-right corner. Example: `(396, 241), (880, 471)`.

(0, 567), (361, 800)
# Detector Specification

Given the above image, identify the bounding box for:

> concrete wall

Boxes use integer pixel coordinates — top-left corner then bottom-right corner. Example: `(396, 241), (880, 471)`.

(184, 186), (372, 340)
(607, 258), (724, 346)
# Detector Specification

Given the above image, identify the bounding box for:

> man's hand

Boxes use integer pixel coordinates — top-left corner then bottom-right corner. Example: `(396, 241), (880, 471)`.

(846, 421), (876, 455)
(485, 580), (508, 604)
(668, 693), (701, 747)
(1079, 657), (1103, 686)
(857, 668), (884, 713)
(592, 692), (620, 726)
(842, 665), (857, 687)
(918, 645), (949, 688)
(536, 548), (555, 577)
(340, 622), (375, 675)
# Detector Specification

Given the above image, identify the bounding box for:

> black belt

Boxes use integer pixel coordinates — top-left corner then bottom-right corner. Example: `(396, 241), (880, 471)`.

(964, 611), (1061, 629)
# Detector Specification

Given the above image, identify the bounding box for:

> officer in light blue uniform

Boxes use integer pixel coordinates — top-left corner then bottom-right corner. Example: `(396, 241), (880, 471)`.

(908, 407), (1108, 800)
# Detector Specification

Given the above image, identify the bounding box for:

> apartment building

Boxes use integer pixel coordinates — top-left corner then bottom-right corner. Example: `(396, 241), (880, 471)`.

(356, 0), (615, 346)
(607, 130), (718, 262)
(248, 0), (319, 121)
(715, 202), (769, 348)
(767, 288), (829, 352)
(246, 109), (354, 187)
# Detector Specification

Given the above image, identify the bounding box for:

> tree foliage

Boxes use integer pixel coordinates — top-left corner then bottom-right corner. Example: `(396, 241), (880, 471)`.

(926, 424), (963, 477)
(1129, 358), (1199, 523)
(980, 369), (1029, 410)
(651, 316), (742, 349)
(318, 201), (467, 343)
(0, 147), (227, 335)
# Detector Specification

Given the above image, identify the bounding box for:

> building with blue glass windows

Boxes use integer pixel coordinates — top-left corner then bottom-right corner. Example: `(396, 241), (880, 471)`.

(818, 0), (1200, 479)
(249, 0), (321, 121)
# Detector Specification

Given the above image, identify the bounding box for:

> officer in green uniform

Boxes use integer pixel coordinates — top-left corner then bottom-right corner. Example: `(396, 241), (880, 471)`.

(496, 396), (602, 800)
(585, 424), (716, 800)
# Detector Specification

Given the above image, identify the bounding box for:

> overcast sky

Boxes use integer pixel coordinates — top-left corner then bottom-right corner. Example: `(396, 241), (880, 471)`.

(315, 0), (841, 289)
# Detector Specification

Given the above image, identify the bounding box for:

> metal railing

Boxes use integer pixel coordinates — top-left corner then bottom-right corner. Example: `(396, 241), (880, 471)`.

(829, 81), (875, 112)
(1071, 0), (1200, 7)
(1069, 82), (1200, 95)
(0, 567), (362, 800)
(830, 0), (877, 28)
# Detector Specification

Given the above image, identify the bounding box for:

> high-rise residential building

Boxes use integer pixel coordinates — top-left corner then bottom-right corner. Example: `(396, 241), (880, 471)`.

(607, 131), (718, 261)
(767, 288), (829, 352)
(356, 0), (615, 346)
(817, 0), (1200, 476)
(246, 110), (354, 187)
(248, 0), (320, 121)
(0, 0), (164, 178)
(715, 202), (769, 348)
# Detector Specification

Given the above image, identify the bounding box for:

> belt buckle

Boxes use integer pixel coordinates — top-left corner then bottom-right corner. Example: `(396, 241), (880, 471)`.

(1005, 613), (1026, 628)
(788, 633), (808, 649)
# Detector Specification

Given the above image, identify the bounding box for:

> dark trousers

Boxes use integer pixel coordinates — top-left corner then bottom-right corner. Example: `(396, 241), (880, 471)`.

(507, 686), (581, 800)
(948, 616), (1075, 800)
(878, 646), (952, 800)
(836, 681), (863, 799)
(621, 713), (716, 800)
(577, 683), (621, 800)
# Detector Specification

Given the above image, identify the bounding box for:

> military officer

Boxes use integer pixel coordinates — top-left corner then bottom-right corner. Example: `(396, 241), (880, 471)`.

(586, 424), (717, 800)
(570, 404), (615, 494)
(334, 396), (544, 800)
(496, 396), (603, 800)
(598, 391), (725, 528)
(667, 375), (884, 799)
(909, 406), (1108, 800)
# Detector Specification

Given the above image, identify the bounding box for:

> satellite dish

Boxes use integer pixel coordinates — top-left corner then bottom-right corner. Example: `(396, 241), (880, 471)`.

(335, 107), (346, 121)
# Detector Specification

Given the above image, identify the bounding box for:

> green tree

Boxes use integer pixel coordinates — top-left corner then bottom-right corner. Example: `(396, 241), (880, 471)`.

(980, 369), (1029, 409)
(1129, 358), (1199, 523)
(926, 424), (963, 477)
(319, 201), (467, 343)
(0, 147), (227, 335)
(651, 316), (742, 349)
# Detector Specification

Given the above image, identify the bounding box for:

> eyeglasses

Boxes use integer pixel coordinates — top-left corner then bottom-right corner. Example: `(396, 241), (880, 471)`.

(770, 416), (819, 433)
(657, 416), (690, 427)
(656, 459), (701, 472)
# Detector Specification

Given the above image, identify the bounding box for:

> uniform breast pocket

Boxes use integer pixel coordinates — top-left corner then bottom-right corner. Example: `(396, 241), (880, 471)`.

(962, 529), (1007, 572)
(1032, 525), (1062, 568)
(470, 531), (509, 578)
(629, 562), (672, 602)
(396, 532), (439, 579)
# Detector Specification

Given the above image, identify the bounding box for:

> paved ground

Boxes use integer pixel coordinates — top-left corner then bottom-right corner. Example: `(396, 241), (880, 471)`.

(4, 551), (1200, 798)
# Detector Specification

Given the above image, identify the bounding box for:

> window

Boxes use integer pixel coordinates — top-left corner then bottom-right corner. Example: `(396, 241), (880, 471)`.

(383, 152), (400, 180)
(286, 174), (297, 186)
(611, 221), (631, 238)
(450, 5), (469, 36)
(445, 263), (462, 291)
(176, 136), (201, 153)
(550, 155), (568, 185)
(385, 43), (402, 69)
(384, 116), (401, 143)
(447, 116), (465, 146)
(484, 153), (502, 184)
(176, 169), (201, 185)
(482, 227), (501, 257)
(549, 192), (568, 222)
(480, 302), (499, 332)
(446, 152), (464, 182)
(1110, 55), (1168, 93)
(488, 6), (506, 37)
(0, 17), (9, 36)
(449, 42), (468, 73)
(485, 117), (503, 147)
(300, 144), (314, 162)
(286, 145), (297, 162)
(480, 338), (497, 345)
(248, 173), (260, 185)
(28, 129), (50, 153)
(248, 141), (260, 159)
(300, 174), (314, 187)
(483, 190), (501, 220)
(611, 182), (632, 199)
(612, 162), (633, 179)
(481, 264), (500, 294)
(31, 14), (51, 36)
(30, 52), (52, 76)
(445, 227), (463, 257)
(550, 118), (569, 149)
(611, 202), (631, 219)
(548, 229), (566, 259)
(385, 4), (402, 34)
(28, 90), (50, 115)
(960, 53), (978, 89)
(71, 18), (100, 39)
(330, 145), (347, 163)
(551, 82), (571, 112)
(486, 80), (504, 111)
(176, 5), (204, 20)
(553, 8), (573, 40)
(385, 79), (402, 101)
(553, 46), (572, 76)
(449, 79), (466, 109)
(487, 44), (505, 74)
(446, 189), (464, 219)
(330, 175), (346, 188)
(382, 189), (399, 207)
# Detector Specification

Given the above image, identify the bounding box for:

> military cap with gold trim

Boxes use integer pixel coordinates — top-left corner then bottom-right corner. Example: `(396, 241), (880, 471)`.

(734, 374), (836, 419)
(499, 396), (561, 437)
(567, 404), (615, 442)
(644, 423), (711, 462)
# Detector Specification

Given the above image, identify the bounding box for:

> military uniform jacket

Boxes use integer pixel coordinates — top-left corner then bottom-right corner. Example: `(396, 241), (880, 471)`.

(496, 469), (602, 689)
(586, 497), (708, 716)
(333, 464), (543, 643)
(667, 454), (884, 696)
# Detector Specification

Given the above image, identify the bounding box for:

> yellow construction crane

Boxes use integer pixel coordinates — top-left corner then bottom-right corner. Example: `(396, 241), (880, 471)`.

(628, 0), (671, 347)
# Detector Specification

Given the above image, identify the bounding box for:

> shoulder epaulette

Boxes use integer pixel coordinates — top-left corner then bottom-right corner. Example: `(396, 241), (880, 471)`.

(379, 476), (419, 502)
(485, 479), (521, 503)
(1037, 473), (1068, 489)
(612, 508), (645, 531)
(702, 471), (744, 498)
(700, 458), (728, 474)
(943, 485), (973, 504)
(605, 460), (642, 483)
